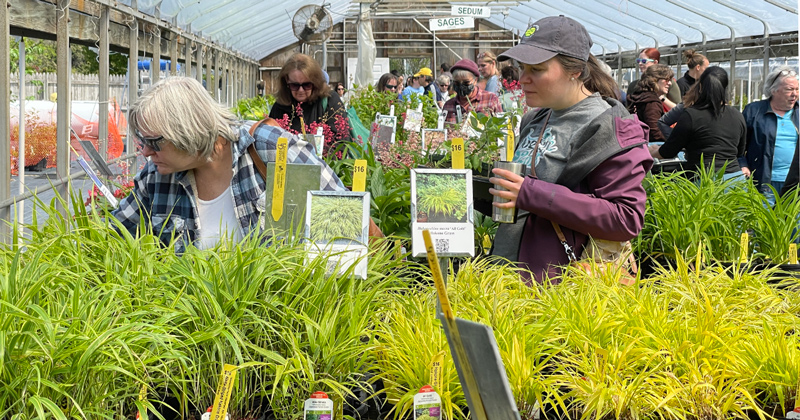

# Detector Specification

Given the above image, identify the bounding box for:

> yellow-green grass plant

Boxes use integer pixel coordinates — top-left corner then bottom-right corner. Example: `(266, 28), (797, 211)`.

(746, 185), (800, 264)
(416, 174), (468, 221)
(309, 196), (364, 243)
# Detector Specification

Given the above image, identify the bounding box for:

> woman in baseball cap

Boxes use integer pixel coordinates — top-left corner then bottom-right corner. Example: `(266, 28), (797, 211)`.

(488, 15), (653, 284)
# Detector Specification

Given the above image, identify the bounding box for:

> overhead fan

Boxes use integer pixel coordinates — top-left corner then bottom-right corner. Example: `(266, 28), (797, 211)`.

(292, 4), (333, 45)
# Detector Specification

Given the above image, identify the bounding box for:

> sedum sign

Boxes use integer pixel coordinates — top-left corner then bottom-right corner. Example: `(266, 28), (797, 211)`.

(450, 5), (491, 18)
(429, 16), (474, 31)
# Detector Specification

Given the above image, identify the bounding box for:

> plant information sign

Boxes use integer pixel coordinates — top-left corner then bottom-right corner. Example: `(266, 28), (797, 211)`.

(305, 191), (371, 279)
(411, 169), (475, 257)
(429, 16), (474, 31)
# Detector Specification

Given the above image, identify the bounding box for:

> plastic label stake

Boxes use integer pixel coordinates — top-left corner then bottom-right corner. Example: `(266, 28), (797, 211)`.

(740, 232), (749, 262)
(430, 352), (444, 393)
(271, 137), (289, 222)
(790, 243), (798, 265)
(506, 120), (514, 162)
(209, 364), (238, 420)
(137, 384), (147, 419)
(451, 138), (465, 170)
(353, 159), (367, 192)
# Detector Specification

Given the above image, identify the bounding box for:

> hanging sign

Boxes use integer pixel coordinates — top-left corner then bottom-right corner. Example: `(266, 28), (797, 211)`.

(429, 16), (474, 31)
(451, 5), (491, 18)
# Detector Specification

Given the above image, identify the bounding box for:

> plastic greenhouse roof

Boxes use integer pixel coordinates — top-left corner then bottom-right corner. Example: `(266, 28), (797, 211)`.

(116, 0), (797, 60)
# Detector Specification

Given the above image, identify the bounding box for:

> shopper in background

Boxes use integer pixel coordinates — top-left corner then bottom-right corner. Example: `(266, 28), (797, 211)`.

(741, 66), (800, 204)
(489, 16), (652, 283)
(268, 53), (351, 148)
(375, 73), (400, 95)
(650, 67), (746, 178)
(477, 51), (501, 95)
(676, 49), (709, 97)
(113, 77), (345, 252)
(399, 75), (424, 100)
(436, 74), (452, 100)
(626, 48), (681, 109)
(442, 58), (502, 124)
(417, 67), (446, 106)
(627, 64), (674, 143)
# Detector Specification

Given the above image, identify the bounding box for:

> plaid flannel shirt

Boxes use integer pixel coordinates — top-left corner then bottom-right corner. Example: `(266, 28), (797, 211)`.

(443, 85), (503, 123)
(112, 122), (345, 252)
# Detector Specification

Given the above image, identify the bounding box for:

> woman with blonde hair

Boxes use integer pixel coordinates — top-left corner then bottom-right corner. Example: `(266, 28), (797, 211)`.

(477, 51), (501, 95)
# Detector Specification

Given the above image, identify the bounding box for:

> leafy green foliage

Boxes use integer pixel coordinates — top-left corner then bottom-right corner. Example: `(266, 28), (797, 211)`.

(309, 196), (364, 242)
(234, 96), (276, 121)
(348, 86), (438, 144)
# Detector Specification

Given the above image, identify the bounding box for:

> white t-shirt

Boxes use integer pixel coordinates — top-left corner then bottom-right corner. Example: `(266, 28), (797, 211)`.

(196, 185), (244, 250)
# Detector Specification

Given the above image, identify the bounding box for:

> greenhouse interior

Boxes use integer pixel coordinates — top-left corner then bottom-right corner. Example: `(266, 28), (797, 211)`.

(2, 0), (800, 419)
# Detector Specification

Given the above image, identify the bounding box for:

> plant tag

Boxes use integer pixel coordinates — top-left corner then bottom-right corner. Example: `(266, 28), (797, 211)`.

(271, 137), (289, 222)
(787, 407), (800, 419)
(790, 243), (797, 264)
(740, 232), (749, 261)
(353, 160), (367, 192)
(304, 391), (334, 420)
(437, 110), (447, 130)
(71, 144), (118, 207)
(422, 230), (454, 320)
(413, 385), (442, 420)
(506, 120), (514, 162)
(456, 105), (463, 124)
(430, 352), (445, 392)
(695, 242), (703, 271)
(300, 117), (307, 136)
(451, 138), (464, 169)
(390, 105), (395, 117)
(137, 383), (147, 419)
(314, 127), (324, 156)
(209, 364), (237, 420)
(404, 108), (424, 132)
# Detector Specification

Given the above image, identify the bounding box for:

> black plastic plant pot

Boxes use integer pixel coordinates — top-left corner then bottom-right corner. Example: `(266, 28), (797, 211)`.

(638, 254), (676, 279)
(771, 263), (800, 290)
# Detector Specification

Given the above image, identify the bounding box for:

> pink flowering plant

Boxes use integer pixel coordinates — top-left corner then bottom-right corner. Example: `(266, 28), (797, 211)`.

(84, 178), (135, 214)
(273, 104), (350, 159)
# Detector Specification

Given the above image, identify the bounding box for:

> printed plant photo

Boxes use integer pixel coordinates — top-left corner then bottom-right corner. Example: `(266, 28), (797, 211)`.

(306, 193), (369, 245)
(414, 172), (469, 223)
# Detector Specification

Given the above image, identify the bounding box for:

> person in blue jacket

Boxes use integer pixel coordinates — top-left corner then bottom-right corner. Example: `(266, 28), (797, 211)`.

(740, 66), (799, 205)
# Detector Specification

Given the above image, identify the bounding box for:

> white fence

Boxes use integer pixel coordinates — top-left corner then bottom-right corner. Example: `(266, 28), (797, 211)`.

(10, 72), (131, 108)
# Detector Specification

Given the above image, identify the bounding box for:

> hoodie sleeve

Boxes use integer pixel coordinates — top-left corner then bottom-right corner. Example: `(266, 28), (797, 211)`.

(516, 145), (651, 241)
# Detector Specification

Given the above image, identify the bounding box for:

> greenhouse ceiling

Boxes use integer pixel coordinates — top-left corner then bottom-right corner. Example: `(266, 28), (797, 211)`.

(121, 0), (797, 59)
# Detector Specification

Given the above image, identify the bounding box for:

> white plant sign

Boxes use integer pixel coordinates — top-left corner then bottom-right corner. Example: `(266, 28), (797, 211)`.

(411, 169), (475, 257)
(305, 191), (371, 279)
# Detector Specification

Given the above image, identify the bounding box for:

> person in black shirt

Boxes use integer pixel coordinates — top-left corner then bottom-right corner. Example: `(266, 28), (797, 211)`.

(649, 66), (746, 177)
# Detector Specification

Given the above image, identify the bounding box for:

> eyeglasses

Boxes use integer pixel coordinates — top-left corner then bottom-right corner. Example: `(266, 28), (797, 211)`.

(134, 128), (166, 152)
(336, 87), (344, 91)
(439, 84), (450, 89)
(385, 84), (397, 90)
(780, 70), (798, 77)
(635, 58), (655, 64)
(287, 82), (314, 91)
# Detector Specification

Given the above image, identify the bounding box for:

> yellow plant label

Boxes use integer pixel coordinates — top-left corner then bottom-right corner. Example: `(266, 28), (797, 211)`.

(137, 384), (147, 418)
(740, 232), (749, 262)
(790, 243), (797, 264)
(422, 230), (454, 320)
(506, 120), (514, 162)
(695, 242), (703, 271)
(430, 352), (445, 392)
(210, 364), (238, 420)
(353, 159), (367, 192)
(300, 117), (307, 136)
(451, 138), (465, 170)
(271, 137), (289, 222)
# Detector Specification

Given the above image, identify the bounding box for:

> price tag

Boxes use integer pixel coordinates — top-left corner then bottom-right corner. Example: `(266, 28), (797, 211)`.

(353, 159), (367, 192)
(422, 229), (453, 320)
(506, 120), (514, 162)
(740, 232), (749, 262)
(271, 137), (289, 222)
(430, 352), (444, 392)
(210, 364), (238, 420)
(451, 138), (464, 170)
(137, 384), (147, 419)
(790, 243), (798, 264)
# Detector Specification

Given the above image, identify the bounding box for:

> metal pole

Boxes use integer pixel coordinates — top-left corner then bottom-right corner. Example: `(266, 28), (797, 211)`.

(195, 44), (203, 84)
(206, 47), (213, 97)
(748, 59), (753, 102)
(170, 33), (178, 76)
(128, 1), (139, 171)
(99, 6), (109, 161)
(152, 27), (161, 85)
(185, 38), (192, 78)
(17, 37), (25, 235)
(0, 0), (10, 243)
(56, 0), (71, 216)
(432, 30), (437, 77)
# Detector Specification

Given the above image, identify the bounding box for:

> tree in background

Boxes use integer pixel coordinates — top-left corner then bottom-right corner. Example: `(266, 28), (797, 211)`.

(11, 38), (128, 75)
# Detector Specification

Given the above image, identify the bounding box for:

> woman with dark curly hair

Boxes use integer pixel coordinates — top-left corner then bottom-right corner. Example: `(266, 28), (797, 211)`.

(627, 64), (674, 143)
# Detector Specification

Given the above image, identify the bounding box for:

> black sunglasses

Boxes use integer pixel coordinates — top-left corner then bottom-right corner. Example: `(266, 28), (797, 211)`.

(386, 84), (397, 90)
(134, 128), (166, 152)
(287, 82), (314, 91)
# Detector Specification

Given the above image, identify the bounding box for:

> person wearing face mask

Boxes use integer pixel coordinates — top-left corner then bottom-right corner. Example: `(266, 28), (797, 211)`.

(626, 48), (681, 109)
(740, 66), (800, 204)
(442, 58), (502, 124)
(269, 53), (351, 153)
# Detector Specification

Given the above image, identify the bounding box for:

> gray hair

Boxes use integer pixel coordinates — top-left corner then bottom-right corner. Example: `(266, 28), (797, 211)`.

(451, 69), (476, 81)
(130, 77), (237, 160)
(763, 65), (798, 99)
(436, 74), (451, 85)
